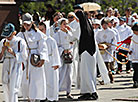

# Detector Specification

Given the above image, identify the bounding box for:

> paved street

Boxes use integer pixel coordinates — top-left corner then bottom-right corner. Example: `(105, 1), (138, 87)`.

(0, 63), (138, 102)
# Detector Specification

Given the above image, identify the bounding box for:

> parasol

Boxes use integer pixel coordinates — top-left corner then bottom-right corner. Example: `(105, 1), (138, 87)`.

(80, 2), (101, 11)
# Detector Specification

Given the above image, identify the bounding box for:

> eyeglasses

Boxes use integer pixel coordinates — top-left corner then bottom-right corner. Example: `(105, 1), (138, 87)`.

(68, 16), (74, 19)
(23, 23), (32, 27)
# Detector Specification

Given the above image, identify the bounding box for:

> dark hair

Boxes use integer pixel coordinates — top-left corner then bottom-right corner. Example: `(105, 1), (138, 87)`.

(132, 23), (138, 31)
(60, 20), (66, 25)
(101, 19), (109, 25)
(73, 4), (84, 10)
(20, 23), (37, 32)
(125, 7), (132, 12)
(38, 22), (46, 29)
(33, 12), (40, 22)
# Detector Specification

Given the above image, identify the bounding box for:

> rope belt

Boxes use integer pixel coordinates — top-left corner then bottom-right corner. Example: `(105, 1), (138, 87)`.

(27, 48), (37, 50)
(5, 57), (14, 75)
(5, 57), (14, 59)
(49, 54), (52, 56)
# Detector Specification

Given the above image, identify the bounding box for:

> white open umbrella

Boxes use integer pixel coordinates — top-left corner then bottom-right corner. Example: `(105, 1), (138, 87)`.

(80, 2), (101, 11)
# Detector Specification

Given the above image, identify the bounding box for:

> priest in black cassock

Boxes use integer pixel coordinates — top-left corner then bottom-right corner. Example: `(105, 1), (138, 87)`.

(73, 4), (98, 100)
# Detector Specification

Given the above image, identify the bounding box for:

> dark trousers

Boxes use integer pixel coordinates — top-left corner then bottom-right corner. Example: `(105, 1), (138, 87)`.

(105, 62), (114, 82)
(132, 63), (138, 82)
(105, 62), (114, 72)
(97, 64), (100, 76)
(117, 49), (131, 71)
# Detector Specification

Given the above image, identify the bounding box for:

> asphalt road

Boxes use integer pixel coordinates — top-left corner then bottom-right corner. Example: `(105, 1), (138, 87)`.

(0, 63), (138, 102)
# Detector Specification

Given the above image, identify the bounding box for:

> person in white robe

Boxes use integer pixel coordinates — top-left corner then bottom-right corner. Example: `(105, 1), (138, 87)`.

(124, 8), (136, 27)
(105, 7), (119, 27)
(96, 19), (117, 83)
(107, 18), (121, 73)
(17, 13), (49, 102)
(116, 17), (133, 74)
(92, 19), (101, 37)
(73, 5), (98, 100)
(67, 12), (81, 87)
(129, 23), (138, 88)
(73, 5), (110, 100)
(0, 23), (28, 102)
(50, 12), (62, 37)
(53, 18), (74, 99)
(38, 22), (61, 102)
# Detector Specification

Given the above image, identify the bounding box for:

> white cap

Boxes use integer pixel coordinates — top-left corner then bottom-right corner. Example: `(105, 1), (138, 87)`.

(132, 12), (138, 18)
(22, 13), (33, 24)
(93, 19), (101, 25)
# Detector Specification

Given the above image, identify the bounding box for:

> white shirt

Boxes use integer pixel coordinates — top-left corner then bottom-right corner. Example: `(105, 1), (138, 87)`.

(53, 30), (73, 56)
(129, 34), (138, 63)
(0, 36), (28, 63)
(94, 28), (101, 38)
(124, 16), (135, 26)
(116, 24), (133, 48)
(45, 33), (61, 67)
(96, 28), (117, 62)
(116, 24), (133, 41)
(112, 27), (120, 43)
(17, 29), (49, 61)
(68, 20), (81, 41)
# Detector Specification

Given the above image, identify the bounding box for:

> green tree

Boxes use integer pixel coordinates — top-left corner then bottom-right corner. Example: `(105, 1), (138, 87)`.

(20, 0), (75, 16)
(99, 0), (138, 15)
(20, 2), (47, 16)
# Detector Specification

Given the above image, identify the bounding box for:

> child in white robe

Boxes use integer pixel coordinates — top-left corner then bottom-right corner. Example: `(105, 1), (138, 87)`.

(53, 18), (74, 99)
(38, 22), (61, 102)
(129, 23), (138, 88)
(0, 23), (28, 102)
(17, 13), (49, 102)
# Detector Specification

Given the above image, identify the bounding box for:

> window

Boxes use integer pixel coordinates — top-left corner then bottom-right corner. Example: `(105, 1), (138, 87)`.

(0, 0), (16, 4)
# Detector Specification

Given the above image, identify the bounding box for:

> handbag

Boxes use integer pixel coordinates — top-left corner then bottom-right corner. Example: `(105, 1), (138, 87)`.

(62, 52), (73, 64)
(30, 54), (40, 66)
(22, 33), (40, 67)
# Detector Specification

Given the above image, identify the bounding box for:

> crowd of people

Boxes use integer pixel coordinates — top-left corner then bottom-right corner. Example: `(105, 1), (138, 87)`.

(0, 3), (138, 102)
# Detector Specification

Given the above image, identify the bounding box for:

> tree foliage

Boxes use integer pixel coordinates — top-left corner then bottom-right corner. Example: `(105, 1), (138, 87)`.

(20, 0), (75, 16)
(20, 0), (138, 16)
(99, 0), (138, 15)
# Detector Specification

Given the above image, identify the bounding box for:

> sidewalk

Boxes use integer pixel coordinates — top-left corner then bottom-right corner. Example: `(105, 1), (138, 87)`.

(0, 63), (138, 102)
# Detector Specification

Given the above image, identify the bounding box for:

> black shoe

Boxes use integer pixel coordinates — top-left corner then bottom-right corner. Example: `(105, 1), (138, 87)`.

(40, 100), (46, 102)
(40, 98), (47, 102)
(78, 93), (91, 100)
(133, 81), (138, 88)
(67, 94), (74, 99)
(91, 92), (98, 100)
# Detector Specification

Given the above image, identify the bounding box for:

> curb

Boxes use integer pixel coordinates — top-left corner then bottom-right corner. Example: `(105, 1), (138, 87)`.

(112, 98), (138, 101)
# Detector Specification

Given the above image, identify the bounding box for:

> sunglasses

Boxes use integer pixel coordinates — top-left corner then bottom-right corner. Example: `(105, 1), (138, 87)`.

(68, 16), (74, 19)
(23, 23), (32, 27)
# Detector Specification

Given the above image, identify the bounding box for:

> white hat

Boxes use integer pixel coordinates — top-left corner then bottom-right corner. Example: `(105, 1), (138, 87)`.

(58, 18), (68, 25)
(132, 12), (138, 18)
(22, 13), (33, 24)
(93, 19), (101, 25)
